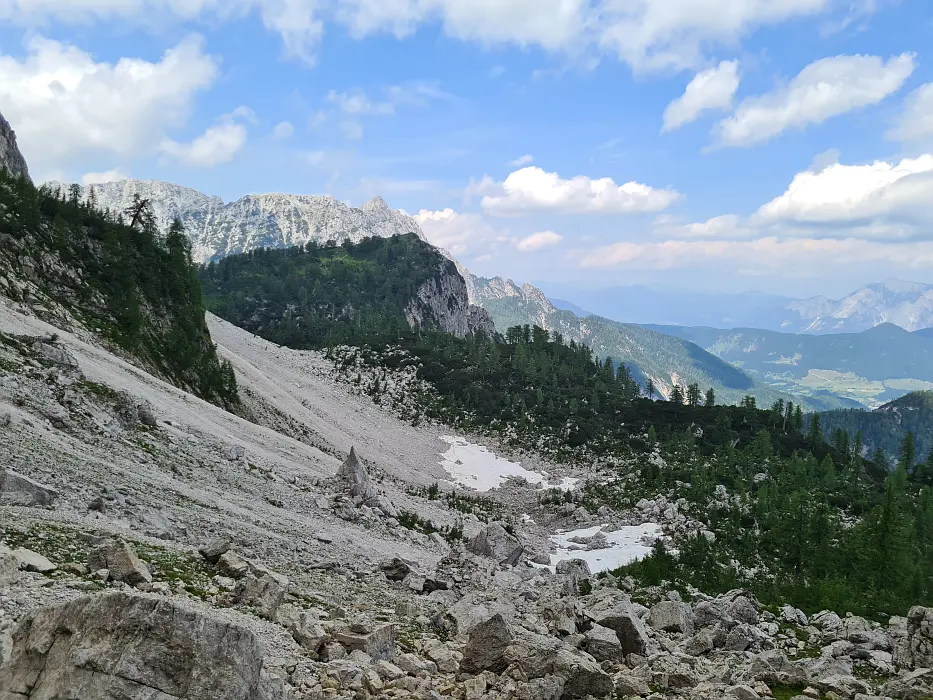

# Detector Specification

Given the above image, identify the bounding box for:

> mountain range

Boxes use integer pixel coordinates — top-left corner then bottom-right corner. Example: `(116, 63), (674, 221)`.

(540, 279), (933, 334)
(46, 179), (427, 264)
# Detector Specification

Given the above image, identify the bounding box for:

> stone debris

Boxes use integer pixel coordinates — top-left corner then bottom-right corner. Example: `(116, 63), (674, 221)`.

(0, 468), (59, 507)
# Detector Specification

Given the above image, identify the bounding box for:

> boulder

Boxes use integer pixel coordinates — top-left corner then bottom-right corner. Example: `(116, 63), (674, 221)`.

(0, 468), (59, 507)
(199, 537), (232, 564)
(336, 447), (376, 501)
(276, 604), (328, 656)
(584, 594), (652, 656)
(883, 668), (933, 700)
(379, 557), (414, 582)
(893, 606), (933, 670)
(0, 592), (275, 699)
(460, 613), (514, 673)
(334, 623), (395, 661)
(467, 522), (523, 567)
(223, 444), (246, 461)
(13, 548), (56, 573)
(216, 550), (250, 579)
(0, 545), (19, 587)
(234, 572), (287, 619)
(516, 676), (564, 700)
(86, 539), (151, 585)
(584, 623), (624, 662)
(32, 340), (78, 368)
(137, 400), (158, 427)
(649, 600), (695, 634)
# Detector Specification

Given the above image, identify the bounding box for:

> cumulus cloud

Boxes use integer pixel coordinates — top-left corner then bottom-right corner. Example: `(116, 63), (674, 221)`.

(160, 108), (253, 168)
(0, 0), (858, 74)
(888, 82), (933, 143)
(713, 53), (915, 147)
(478, 166), (681, 217)
(0, 35), (218, 176)
(516, 231), (563, 252)
(662, 60), (739, 132)
(412, 208), (511, 257)
(272, 121), (295, 138)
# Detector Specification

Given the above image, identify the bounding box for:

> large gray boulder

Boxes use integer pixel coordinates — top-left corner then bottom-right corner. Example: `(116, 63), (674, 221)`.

(0, 592), (276, 699)
(0, 469), (59, 507)
(584, 594), (652, 656)
(87, 539), (152, 585)
(467, 522), (523, 567)
(648, 600), (695, 634)
(234, 572), (287, 619)
(894, 606), (933, 670)
(460, 613), (514, 673)
(883, 668), (933, 700)
(337, 447), (376, 501)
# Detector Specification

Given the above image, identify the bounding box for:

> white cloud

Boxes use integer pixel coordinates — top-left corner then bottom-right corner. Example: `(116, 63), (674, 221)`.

(272, 121), (295, 138)
(160, 108), (252, 168)
(327, 82), (451, 117)
(713, 53), (915, 148)
(0, 35), (218, 175)
(888, 82), (933, 143)
(516, 230), (563, 252)
(753, 154), (933, 226)
(662, 60), (739, 132)
(0, 0), (856, 74)
(508, 154), (534, 167)
(81, 168), (128, 185)
(412, 208), (511, 257)
(479, 166), (681, 217)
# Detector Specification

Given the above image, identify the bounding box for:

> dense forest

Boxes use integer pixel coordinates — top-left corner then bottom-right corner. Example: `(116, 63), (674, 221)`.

(199, 234), (458, 348)
(813, 391), (933, 461)
(0, 171), (238, 408)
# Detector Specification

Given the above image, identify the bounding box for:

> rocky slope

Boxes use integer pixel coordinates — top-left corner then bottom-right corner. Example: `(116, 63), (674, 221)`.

(785, 279), (933, 333)
(46, 179), (428, 263)
(0, 113), (29, 181)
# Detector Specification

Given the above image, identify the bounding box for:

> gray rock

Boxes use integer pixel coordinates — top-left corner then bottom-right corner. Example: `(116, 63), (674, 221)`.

(883, 668), (933, 700)
(234, 572), (287, 619)
(86, 539), (152, 585)
(0, 545), (18, 587)
(0, 468), (59, 507)
(516, 675), (565, 700)
(336, 447), (376, 501)
(379, 557), (414, 581)
(460, 613), (514, 673)
(137, 400), (158, 427)
(199, 537), (232, 564)
(585, 623), (624, 662)
(728, 595), (760, 625)
(334, 623), (396, 661)
(467, 522), (523, 567)
(893, 606), (933, 670)
(585, 594), (652, 656)
(276, 604), (328, 656)
(0, 111), (30, 181)
(216, 550), (250, 579)
(0, 592), (276, 699)
(223, 444), (247, 461)
(649, 600), (695, 634)
(32, 340), (78, 368)
(13, 548), (56, 573)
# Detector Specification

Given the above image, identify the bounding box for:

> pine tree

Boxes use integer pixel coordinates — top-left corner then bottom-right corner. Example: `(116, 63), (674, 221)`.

(808, 413), (824, 445)
(900, 432), (917, 475)
(670, 384), (685, 405)
(705, 388), (715, 408)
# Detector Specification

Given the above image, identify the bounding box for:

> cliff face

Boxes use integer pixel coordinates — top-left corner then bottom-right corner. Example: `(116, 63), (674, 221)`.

(405, 261), (496, 339)
(48, 180), (427, 263)
(0, 113), (30, 181)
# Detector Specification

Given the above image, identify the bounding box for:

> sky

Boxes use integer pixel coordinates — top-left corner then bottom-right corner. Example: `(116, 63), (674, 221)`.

(1, 0), (932, 299)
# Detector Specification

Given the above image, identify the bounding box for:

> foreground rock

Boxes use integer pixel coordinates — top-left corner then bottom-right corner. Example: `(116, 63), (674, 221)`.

(467, 522), (523, 567)
(0, 592), (276, 699)
(87, 539), (152, 585)
(336, 447), (376, 501)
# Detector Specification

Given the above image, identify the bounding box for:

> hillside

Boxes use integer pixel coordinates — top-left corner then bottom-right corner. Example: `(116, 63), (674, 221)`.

(48, 179), (427, 264)
(0, 168), (236, 409)
(648, 322), (933, 407)
(469, 275), (848, 410)
(816, 391), (933, 463)
(199, 235), (494, 347)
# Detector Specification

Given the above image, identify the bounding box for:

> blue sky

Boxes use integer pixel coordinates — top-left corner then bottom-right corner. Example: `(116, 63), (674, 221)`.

(1, 0), (932, 299)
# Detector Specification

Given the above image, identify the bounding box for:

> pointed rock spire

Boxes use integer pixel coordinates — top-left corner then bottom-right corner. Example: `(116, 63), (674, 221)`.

(337, 447), (376, 501)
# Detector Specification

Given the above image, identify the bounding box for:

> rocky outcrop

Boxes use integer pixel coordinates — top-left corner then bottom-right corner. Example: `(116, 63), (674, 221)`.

(0, 469), (59, 507)
(0, 592), (274, 699)
(405, 261), (496, 339)
(48, 180), (427, 264)
(336, 447), (376, 501)
(0, 112), (29, 181)
(466, 522), (523, 567)
(86, 539), (152, 585)
(894, 605), (933, 670)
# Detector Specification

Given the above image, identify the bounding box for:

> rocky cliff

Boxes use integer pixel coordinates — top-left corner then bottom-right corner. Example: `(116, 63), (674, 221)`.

(405, 261), (496, 339)
(47, 179), (428, 263)
(0, 113), (30, 181)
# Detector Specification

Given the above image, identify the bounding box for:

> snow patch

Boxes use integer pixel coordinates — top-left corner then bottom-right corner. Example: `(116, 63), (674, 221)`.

(438, 436), (578, 492)
(548, 523), (662, 574)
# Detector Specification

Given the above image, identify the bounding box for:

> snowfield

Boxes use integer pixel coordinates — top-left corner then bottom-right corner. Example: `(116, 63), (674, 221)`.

(438, 436), (578, 492)
(548, 523), (663, 574)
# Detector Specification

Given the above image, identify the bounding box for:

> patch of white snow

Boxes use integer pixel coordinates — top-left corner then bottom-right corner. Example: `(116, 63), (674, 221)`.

(548, 523), (662, 574)
(438, 436), (577, 492)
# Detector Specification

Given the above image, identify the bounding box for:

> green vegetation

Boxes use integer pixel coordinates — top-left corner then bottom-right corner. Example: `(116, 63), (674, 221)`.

(0, 171), (237, 408)
(199, 233), (456, 348)
(814, 391), (933, 461)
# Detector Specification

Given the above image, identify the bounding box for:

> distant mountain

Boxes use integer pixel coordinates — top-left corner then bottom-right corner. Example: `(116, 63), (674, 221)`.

(784, 279), (933, 333)
(44, 179), (427, 264)
(544, 279), (933, 335)
(916, 327), (933, 339)
(647, 322), (933, 408)
(550, 298), (591, 316)
(816, 391), (933, 462)
(464, 275), (848, 410)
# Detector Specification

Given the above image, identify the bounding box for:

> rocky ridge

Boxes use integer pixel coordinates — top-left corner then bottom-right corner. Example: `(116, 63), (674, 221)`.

(0, 113), (29, 181)
(46, 179), (429, 263)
